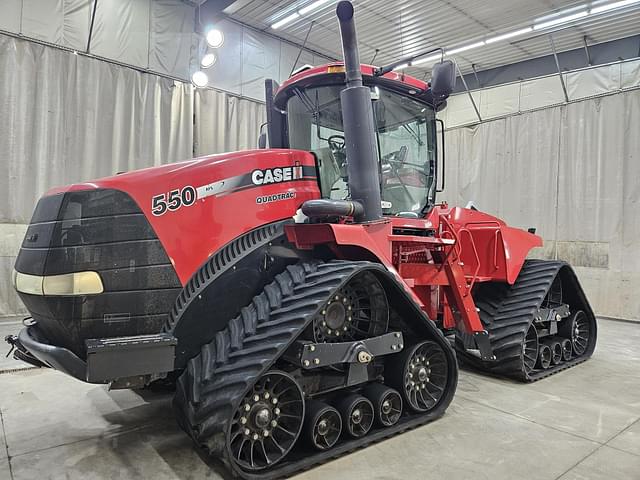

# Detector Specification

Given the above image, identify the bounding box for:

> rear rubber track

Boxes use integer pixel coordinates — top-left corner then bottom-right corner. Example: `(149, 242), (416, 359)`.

(457, 259), (597, 382)
(174, 260), (455, 479)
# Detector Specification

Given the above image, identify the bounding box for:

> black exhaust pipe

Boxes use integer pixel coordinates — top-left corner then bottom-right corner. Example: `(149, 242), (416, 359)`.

(336, 1), (382, 222)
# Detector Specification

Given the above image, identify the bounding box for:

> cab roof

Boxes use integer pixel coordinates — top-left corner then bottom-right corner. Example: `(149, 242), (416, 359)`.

(273, 62), (436, 109)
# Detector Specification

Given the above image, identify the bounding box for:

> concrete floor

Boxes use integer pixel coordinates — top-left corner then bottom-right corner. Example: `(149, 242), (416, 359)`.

(0, 318), (639, 480)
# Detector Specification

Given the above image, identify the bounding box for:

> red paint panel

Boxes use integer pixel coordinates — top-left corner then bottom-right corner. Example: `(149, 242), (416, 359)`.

(46, 149), (321, 284)
(445, 207), (542, 284)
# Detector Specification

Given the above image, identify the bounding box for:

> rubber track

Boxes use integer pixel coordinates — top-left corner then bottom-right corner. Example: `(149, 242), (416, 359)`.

(174, 260), (454, 479)
(458, 259), (595, 382)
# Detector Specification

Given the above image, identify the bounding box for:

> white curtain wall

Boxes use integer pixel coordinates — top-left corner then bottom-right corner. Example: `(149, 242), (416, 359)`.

(443, 89), (640, 321)
(194, 88), (266, 156)
(0, 34), (265, 317)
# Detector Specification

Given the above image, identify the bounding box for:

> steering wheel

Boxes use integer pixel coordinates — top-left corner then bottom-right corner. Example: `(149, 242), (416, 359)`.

(327, 134), (346, 153)
(384, 146), (425, 170)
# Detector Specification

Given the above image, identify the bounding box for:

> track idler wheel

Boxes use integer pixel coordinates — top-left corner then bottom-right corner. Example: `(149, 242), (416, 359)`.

(559, 310), (591, 356)
(388, 340), (449, 413)
(536, 344), (552, 369)
(228, 371), (304, 472)
(561, 338), (572, 361)
(304, 400), (342, 451)
(363, 383), (402, 427)
(542, 340), (562, 365)
(336, 394), (374, 438)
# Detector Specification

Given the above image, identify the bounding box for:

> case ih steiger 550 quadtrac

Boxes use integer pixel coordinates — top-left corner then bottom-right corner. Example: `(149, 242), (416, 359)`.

(7, 2), (596, 478)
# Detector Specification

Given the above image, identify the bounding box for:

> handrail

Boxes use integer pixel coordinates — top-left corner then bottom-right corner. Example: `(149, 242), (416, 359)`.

(457, 227), (481, 293)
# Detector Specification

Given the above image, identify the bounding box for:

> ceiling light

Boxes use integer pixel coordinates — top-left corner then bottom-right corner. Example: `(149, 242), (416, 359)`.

(299, 0), (333, 15)
(412, 54), (442, 66)
(271, 12), (300, 29)
(206, 29), (224, 48)
(191, 71), (209, 88)
(271, 0), (335, 29)
(447, 41), (485, 55)
(485, 27), (533, 44)
(201, 52), (217, 68)
(590, 0), (640, 14)
(533, 10), (589, 30)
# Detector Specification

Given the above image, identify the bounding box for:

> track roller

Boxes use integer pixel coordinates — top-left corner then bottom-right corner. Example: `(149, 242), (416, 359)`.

(536, 344), (552, 369)
(561, 338), (572, 361)
(543, 340), (562, 365)
(388, 340), (449, 413)
(336, 394), (374, 438)
(363, 383), (402, 427)
(304, 400), (342, 451)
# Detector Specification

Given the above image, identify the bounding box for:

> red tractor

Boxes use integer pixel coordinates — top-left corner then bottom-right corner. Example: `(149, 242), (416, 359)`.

(7, 2), (596, 478)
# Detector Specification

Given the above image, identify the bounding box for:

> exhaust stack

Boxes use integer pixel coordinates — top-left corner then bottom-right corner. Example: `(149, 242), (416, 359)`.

(336, 1), (382, 222)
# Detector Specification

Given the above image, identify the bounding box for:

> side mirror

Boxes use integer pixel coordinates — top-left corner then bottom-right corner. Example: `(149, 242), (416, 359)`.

(431, 60), (456, 100)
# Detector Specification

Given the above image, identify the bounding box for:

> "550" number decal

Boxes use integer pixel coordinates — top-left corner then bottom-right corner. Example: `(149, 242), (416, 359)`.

(151, 186), (196, 216)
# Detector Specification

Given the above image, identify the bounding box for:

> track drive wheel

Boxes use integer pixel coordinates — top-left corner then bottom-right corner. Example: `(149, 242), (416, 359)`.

(363, 383), (402, 427)
(312, 271), (388, 343)
(304, 400), (342, 451)
(228, 371), (304, 472)
(388, 341), (449, 413)
(336, 394), (374, 438)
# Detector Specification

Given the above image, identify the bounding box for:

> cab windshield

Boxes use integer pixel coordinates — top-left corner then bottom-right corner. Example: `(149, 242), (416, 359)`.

(286, 84), (436, 215)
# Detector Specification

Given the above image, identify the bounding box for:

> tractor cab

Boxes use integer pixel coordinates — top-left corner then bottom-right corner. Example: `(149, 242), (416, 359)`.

(266, 63), (451, 218)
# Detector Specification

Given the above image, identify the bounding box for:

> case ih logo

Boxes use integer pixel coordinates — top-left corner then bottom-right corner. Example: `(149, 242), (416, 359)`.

(251, 164), (303, 185)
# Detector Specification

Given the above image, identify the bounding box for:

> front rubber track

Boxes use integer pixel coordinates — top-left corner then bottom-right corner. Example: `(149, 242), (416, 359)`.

(458, 259), (597, 382)
(174, 260), (457, 479)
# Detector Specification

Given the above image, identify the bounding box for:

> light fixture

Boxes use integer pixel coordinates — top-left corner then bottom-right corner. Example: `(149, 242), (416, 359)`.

(191, 71), (209, 88)
(206, 29), (224, 48)
(299, 0), (333, 15)
(271, 12), (300, 29)
(533, 10), (589, 30)
(201, 52), (217, 68)
(446, 41), (485, 55)
(591, 0), (640, 14)
(485, 27), (533, 44)
(271, 0), (335, 29)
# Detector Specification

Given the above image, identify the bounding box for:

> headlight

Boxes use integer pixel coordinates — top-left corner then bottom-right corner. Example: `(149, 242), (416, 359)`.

(14, 271), (44, 295)
(13, 270), (103, 296)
